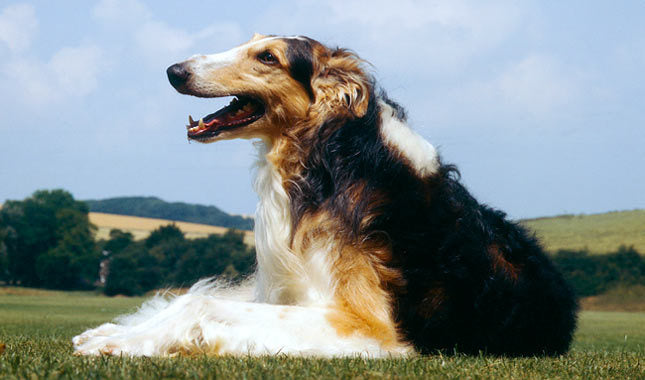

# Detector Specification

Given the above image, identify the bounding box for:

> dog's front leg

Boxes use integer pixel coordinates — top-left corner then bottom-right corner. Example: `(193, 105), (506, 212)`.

(73, 293), (410, 357)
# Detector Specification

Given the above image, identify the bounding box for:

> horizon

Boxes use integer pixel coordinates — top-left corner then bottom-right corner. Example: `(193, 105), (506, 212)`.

(4, 193), (643, 222)
(2, 1), (644, 219)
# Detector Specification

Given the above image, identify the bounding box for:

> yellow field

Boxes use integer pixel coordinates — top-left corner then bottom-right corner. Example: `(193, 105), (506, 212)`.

(520, 209), (645, 254)
(89, 212), (255, 246)
(5, 201), (643, 254)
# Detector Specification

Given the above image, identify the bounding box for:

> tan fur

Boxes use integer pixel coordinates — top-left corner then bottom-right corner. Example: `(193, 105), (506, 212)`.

(290, 203), (408, 349)
(181, 34), (409, 352)
(311, 48), (371, 119)
(418, 286), (446, 318)
(251, 36), (404, 349)
(326, 241), (407, 349)
(263, 44), (374, 187)
(488, 244), (521, 282)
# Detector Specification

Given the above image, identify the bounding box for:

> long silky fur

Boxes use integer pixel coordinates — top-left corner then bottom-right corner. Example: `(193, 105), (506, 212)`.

(74, 34), (578, 358)
(283, 82), (578, 355)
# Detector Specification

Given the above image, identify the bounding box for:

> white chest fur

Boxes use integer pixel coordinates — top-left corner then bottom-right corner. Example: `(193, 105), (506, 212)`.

(252, 142), (335, 306)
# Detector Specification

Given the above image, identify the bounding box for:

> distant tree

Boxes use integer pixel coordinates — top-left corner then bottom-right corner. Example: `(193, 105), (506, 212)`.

(145, 224), (184, 248)
(173, 229), (255, 286)
(604, 246), (645, 285)
(103, 229), (135, 255)
(0, 227), (8, 282)
(0, 189), (98, 288)
(552, 246), (645, 297)
(36, 211), (98, 289)
(104, 225), (188, 295)
(173, 236), (233, 285)
(102, 225), (255, 296)
(223, 229), (256, 276)
(104, 245), (144, 296)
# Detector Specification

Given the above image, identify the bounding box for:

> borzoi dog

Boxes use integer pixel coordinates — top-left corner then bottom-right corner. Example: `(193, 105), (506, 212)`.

(73, 34), (577, 357)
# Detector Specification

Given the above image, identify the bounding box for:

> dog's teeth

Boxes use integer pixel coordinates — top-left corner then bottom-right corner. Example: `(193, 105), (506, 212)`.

(198, 118), (205, 129)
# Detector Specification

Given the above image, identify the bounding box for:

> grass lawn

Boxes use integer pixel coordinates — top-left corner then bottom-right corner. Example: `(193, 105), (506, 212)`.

(0, 289), (643, 379)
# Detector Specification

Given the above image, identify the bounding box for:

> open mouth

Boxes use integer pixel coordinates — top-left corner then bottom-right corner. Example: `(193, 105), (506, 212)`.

(186, 96), (265, 140)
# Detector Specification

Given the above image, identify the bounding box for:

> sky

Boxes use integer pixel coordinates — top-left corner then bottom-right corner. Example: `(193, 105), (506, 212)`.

(1, 0), (644, 219)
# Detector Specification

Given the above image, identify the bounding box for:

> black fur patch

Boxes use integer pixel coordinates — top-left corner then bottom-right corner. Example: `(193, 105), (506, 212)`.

(380, 90), (408, 121)
(288, 87), (578, 356)
(285, 38), (315, 100)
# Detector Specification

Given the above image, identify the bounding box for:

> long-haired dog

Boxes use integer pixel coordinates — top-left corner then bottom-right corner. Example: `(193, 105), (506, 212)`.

(73, 34), (577, 357)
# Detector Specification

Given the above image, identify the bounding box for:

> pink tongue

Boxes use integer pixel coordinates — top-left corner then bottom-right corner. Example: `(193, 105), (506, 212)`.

(205, 106), (256, 127)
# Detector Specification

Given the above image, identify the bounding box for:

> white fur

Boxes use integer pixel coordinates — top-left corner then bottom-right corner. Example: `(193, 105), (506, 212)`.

(72, 42), (424, 358)
(189, 36), (304, 79)
(379, 101), (439, 177)
(252, 141), (334, 306)
(72, 142), (406, 357)
(184, 36), (307, 97)
(72, 280), (403, 357)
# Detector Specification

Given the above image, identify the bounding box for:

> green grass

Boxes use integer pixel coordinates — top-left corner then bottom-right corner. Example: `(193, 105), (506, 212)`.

(1, 289), (644, 379)
(520, 209), (645, 254)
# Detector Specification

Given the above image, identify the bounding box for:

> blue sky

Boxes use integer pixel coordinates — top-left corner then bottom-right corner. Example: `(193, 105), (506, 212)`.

(1, 0), (644, 219)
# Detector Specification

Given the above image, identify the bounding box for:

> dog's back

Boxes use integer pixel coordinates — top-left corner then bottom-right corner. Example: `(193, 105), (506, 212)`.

(283, 86), (578, 355)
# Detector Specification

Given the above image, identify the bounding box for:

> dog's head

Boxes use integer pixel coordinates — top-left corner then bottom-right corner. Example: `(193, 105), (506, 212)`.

(167, 34), (371, 143)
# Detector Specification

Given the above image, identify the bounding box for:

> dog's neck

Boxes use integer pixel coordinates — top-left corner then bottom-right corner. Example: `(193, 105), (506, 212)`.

(252, 140), (333, 306)
(249, 98), (441, 305)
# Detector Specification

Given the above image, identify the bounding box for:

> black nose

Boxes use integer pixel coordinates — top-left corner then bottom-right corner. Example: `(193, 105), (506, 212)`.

(166, 63), (191, 90)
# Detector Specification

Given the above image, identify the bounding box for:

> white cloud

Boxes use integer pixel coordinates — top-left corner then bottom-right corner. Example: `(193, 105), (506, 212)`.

(92, 0), (151, 26)
(325, 0), (520, 32)
(0, 3), (38, 53)
(422, 53), (582, 130)
(135, 20), (194, 57)
(497, 55), (577, 114)
(2, 45), (105, 105)
(134, 21), (244, 61)
(50, 45), (105, 97)
(92, 0), (242, 63)
(3, 58), (54, 102)
(0, 3), (105, 106)
(258, 0), (525, 72)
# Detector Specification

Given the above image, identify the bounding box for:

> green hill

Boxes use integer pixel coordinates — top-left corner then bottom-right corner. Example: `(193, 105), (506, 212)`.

(520, 209), (645, 254)
(85, 196), (253, 231)
(83, 198), (643, 253)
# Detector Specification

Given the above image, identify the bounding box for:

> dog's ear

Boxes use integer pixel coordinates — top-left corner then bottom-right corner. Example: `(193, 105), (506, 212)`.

(312, 49), (370, 118)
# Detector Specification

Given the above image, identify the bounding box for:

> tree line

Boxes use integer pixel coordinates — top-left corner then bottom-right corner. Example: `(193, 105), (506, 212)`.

(0, 190), (254, 294)
(1, 189), (643, 298)
(102, 226), (254, 296)
(0, 190), (97, 289)
(551, 246), (645, 297)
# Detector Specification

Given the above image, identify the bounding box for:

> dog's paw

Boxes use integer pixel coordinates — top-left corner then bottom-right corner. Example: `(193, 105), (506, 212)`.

(72, 323), (124, 349)
(73, 338), (124, 356)
(73, 327), (157, 356)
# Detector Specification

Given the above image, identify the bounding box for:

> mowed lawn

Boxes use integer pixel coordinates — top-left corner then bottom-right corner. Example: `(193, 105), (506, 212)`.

(0, 289), (643, 379)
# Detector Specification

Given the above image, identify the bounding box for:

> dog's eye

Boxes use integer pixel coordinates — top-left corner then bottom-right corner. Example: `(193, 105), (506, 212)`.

(257, 51), (278, 65)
